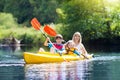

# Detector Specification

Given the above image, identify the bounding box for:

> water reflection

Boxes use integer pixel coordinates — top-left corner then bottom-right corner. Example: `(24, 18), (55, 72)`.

(0, 45), (24, 64)
(0, 51), (120, 80)
(86, 45), (120, 53)
(0, 45), (21, 52)
(87, 53), (120, 80)
(24, 53), (120, 80)
(0, 64), (24, 80)
(25, 61), (92, 80)
(0, 44), (120, 80)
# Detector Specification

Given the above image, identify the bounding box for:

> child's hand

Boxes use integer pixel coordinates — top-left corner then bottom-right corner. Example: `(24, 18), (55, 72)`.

(46, 37), (50, 41)
(57, 51), (62, 56)
(44, 37), (50, 46)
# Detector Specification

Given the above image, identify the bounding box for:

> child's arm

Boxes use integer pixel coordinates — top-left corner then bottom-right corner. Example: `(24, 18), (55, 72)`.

(74, 50), (81, 56)
(44, 37), (53, 49)
(44, 37), (50, 46)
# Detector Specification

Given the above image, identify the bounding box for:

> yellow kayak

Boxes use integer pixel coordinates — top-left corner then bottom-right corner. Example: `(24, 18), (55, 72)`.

(24, 52), (93, 64)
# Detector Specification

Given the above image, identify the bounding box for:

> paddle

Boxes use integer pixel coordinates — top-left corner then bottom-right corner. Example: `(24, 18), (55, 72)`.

(43, 25), (88, 60)
(31, 18), (57, 48)
(81, 54), (89, 59)
(43, 25), (69, 62)
(80, 47), (89, 59)
(31, 18), (69, 61)
(44, 25), (57, 37)
(31, 18), (65, 57)
(31, 18), (48, 38)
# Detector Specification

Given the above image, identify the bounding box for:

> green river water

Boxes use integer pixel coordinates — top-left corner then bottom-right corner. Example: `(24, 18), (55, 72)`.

(0, 45), (120, 80)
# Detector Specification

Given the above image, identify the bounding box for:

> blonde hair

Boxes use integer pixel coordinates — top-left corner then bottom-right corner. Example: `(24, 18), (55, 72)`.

(72, 32), (82, 43)
(65, 40), (75, 49)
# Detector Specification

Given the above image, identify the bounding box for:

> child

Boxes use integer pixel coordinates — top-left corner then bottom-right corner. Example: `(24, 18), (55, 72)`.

(65, 40), (80, 56)
(39, 34), (65, 55)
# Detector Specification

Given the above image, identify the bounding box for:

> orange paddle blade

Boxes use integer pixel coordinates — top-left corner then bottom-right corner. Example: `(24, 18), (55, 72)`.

(44, 25), (57, 37)
(31, 18), (41, 30)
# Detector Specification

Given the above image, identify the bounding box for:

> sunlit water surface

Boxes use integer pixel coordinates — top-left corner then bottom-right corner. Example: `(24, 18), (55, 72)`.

(0, 46), (120, 80)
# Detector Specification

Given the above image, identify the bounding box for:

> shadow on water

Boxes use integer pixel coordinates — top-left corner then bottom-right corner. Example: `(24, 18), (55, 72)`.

(85, 44), (120, 53)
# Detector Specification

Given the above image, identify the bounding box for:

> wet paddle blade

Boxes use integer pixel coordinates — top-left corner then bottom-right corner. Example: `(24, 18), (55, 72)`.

(44, 25), (57, 37)
(31, 18), (41, 30)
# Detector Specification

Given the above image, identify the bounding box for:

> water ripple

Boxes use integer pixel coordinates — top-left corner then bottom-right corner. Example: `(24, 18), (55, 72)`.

(92, 55), (120, 61)
(0, 63), (24, 67)
(0, 59), (25, 64)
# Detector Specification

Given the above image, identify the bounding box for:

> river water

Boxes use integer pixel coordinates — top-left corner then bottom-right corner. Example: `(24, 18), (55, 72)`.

(0, 45), (120, 80)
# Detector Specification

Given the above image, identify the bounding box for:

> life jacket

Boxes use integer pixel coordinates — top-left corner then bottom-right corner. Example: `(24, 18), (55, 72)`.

(53, 43), (63, 50)
(65, 48), (76, 55)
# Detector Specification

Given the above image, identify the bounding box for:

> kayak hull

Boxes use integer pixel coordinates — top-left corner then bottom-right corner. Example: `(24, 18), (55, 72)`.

(24, 52), (93, 64)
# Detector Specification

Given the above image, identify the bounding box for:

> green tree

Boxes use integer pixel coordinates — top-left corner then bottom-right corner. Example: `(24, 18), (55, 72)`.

(0, 0), (5, 12)
(2, 0), (59, 26)
(29, 0), (58, 24)
(3, 0), (33, 25)
(0, 13), (18, 28)
(56, 0), (120, 43)
(57, 0), (104, 40)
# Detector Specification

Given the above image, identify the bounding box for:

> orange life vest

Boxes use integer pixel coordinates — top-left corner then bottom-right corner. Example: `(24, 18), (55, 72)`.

(65, 48), (77, 55)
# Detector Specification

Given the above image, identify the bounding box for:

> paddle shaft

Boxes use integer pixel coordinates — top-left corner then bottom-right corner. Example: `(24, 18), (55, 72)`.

(40, 28), (67, 61)
(31, 18), (65, 59)
(39, 29), (62, 56)
(39, 29), (54, 47)
(81, 54), (89, 59)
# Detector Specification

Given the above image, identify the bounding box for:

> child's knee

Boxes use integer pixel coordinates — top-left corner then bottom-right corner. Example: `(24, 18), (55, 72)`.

(50, 47), (55, 53)
(39, 48), (45, 52)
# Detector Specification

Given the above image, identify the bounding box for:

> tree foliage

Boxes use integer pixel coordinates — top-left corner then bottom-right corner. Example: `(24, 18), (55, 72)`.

(0, 13), (18, 28)
(29, 0), (58, 25)
(3, 0), (33, 25)
(1, 0), (58, 26)
(0, 0), (120, 44)
(57, 0), (120, 43)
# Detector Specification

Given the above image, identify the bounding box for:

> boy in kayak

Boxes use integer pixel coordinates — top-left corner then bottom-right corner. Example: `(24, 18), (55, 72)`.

(64, 40), (81, 56)
(39, 34), (65, 55)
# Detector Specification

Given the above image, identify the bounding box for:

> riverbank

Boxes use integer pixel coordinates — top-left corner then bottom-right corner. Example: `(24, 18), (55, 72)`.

(0, 27), (120, 46)
(0, 27), (44, 45)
